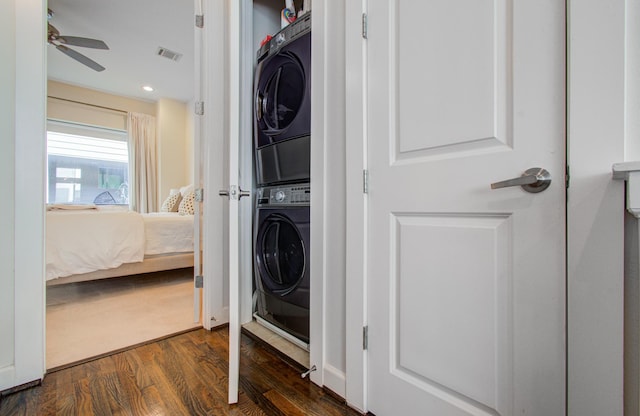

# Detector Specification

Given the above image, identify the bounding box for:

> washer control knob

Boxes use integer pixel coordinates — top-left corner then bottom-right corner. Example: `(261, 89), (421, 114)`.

(274, 190), (286, 202)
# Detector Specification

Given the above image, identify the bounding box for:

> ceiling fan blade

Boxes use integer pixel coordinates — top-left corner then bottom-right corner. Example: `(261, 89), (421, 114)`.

(56, 44), (106, 72)
(58, 36), (109, 50)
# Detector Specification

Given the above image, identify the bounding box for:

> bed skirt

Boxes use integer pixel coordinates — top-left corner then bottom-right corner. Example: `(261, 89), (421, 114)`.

(46, 252), (194, 286)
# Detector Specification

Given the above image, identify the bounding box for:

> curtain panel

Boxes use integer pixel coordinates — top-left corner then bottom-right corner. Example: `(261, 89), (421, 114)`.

(127, 112), (157, 213)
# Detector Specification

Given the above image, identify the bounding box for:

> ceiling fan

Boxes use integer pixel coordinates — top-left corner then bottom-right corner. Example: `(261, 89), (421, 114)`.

(47, 9), (109, 72)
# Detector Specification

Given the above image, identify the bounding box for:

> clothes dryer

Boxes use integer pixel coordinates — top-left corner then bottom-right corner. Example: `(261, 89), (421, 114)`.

(254, 183), (310, 344)
(254, 14), (311, 186)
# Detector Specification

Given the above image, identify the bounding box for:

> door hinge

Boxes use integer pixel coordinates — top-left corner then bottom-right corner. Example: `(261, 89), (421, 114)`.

(566, 165), (570, 189)
(195, 101), (204, 115)
(363, 169), (369, 194)
(195, 275), (204, 288)
(195, 188), (204, 202)
(362, 13), (368, 39)
(195, 14), (204, 28)
(363, 326), (368, 350)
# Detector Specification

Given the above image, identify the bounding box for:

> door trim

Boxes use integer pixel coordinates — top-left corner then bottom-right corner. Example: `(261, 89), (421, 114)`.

(566, 1), (627, 415)
(344, 0), (367, 411)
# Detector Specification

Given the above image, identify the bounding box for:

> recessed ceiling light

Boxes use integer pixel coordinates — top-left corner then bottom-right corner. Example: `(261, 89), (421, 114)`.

(142, 85), (154, 92)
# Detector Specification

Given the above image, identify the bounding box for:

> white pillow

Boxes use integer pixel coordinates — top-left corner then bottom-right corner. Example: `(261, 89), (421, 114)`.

(179, 184), (194, 197)
(178, 191), (195, 215)
(160, 192), (182, 212)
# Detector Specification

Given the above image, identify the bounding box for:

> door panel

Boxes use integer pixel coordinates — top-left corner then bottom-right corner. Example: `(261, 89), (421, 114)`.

(394, 1), (509, 157)
(367, 0), (566, 414)
(392, 214), (512, 411)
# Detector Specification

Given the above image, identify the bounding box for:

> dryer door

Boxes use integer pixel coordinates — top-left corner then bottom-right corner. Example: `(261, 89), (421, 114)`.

(256, 213), (306, 296)
(255, 51), (310, 147)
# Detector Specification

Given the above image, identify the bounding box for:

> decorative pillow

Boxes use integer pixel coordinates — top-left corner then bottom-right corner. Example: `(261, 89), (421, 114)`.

(180, 184), (194, 197)
(160, 192), (182, 212)
(178, 191), (195, 215)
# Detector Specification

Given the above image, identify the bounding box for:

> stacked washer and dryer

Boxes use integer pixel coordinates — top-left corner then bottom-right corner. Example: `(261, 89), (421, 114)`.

(253, 13), (311, 348)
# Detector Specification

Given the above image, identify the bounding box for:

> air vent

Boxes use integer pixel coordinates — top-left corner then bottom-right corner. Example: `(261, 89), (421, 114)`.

(156, 47), (183, 62)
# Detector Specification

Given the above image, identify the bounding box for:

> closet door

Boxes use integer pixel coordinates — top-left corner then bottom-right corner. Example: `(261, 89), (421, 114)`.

(199, 0), (230, 335)
(225, 0), (256, 403)
(202, 0), (251, 404)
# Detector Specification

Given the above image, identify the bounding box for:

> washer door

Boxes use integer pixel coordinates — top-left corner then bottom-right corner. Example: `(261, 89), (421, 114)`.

(255, 51), (306, 146)
(256, 213), (306, 296)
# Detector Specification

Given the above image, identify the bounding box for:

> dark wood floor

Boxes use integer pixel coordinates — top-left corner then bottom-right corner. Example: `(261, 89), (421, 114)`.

(0, 328), (362, 416)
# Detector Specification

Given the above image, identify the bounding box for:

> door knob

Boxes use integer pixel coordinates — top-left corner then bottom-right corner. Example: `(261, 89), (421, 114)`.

(491, 168), (551, 193)
(219, 185), (251, 200)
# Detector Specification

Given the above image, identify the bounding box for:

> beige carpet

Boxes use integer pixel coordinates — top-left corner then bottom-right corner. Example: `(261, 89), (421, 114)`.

(46, 268), (199, 370)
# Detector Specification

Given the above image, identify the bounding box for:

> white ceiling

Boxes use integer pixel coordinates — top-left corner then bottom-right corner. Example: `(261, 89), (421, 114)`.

(47, 0), (195, 103)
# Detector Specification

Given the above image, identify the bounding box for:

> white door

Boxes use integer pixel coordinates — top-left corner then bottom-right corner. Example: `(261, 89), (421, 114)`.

(366, 1), (566, 415)
(192, 0), (204, 324)
(223, 0), (247, 404)
(199, 0), (249, 405)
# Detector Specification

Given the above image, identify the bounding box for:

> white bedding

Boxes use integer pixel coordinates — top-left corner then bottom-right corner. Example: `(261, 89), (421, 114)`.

(46, 210), (194, 281)
(142, 212), (194, 255)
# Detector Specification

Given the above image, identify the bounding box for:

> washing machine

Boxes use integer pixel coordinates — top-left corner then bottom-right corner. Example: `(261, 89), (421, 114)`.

(254, 13), (311, 186)
(254, 183), (310, 344)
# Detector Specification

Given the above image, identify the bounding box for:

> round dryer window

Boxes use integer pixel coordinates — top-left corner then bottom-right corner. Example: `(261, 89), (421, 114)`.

(258, 213), (306, 295)
(257, 52), (306, 135)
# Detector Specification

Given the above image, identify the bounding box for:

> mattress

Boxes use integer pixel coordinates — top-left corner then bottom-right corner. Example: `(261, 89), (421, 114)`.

(46, 209), (194, 281)
(142, 212), (194, 255)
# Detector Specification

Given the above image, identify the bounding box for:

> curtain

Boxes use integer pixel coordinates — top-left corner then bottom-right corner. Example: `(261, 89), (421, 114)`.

(127, 112), (157, 213)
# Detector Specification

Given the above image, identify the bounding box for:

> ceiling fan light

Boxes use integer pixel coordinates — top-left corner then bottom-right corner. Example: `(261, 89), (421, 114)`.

(142, 85), (154, 92)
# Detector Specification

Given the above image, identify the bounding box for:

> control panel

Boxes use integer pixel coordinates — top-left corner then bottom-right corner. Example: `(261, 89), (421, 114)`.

(257, 183), (310, 206)
(256, 12), (311, 61)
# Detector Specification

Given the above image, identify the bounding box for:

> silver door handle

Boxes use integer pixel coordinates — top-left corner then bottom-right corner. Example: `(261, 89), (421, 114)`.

(219, 186), (251, 200)
(491, 168), (551, 193)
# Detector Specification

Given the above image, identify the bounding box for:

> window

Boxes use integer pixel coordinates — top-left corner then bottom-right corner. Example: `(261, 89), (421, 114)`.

(46, 122), (129, 205)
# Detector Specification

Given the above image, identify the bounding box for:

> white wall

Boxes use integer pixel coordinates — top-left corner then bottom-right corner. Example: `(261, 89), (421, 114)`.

(0, 0), (17, 374)
(321, 0), (347, 394)
(627, 0), (640, 162)
(252, 0), (281, 51)
(624, 3), (640, 414)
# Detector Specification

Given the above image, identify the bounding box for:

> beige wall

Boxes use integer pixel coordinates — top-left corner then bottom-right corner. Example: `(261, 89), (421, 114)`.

(185, 100), (195, 186)
(47, 81), (193, 210)
(48, 80), (156, 128)
(157, 97), (192, 203)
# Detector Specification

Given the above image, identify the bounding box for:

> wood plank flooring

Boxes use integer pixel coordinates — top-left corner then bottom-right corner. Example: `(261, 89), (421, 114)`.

(0, 328), (362, 416)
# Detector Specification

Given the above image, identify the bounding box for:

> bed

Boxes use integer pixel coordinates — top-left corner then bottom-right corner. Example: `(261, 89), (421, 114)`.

(45, 207), (195, 286)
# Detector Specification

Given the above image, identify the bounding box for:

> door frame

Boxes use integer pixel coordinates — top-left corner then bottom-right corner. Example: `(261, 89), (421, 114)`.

(234, 0), (327, 389)
(344, 0), (628, 414)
